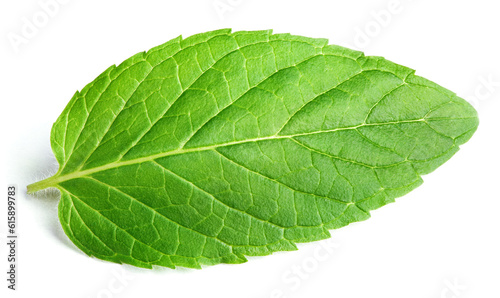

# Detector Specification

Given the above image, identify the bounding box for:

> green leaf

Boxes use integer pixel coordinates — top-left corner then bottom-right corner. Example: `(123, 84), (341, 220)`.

(28, 29), (479, 269)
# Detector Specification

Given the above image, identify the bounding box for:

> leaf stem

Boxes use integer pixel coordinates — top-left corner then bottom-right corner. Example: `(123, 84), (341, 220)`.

(27, 176), (59, 194)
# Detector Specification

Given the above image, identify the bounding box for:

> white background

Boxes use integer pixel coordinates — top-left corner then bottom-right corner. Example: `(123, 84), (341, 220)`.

(1, 0), (499, 297)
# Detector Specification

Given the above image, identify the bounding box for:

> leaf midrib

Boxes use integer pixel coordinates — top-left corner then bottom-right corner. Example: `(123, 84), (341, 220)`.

(29, 118), (433, 192)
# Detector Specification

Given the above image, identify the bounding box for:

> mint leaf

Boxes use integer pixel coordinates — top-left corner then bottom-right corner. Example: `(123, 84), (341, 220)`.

(28, 29), (479, 269)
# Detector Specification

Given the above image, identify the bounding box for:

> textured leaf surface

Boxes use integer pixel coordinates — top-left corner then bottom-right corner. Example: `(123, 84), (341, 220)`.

(28, 29), (478, 269)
